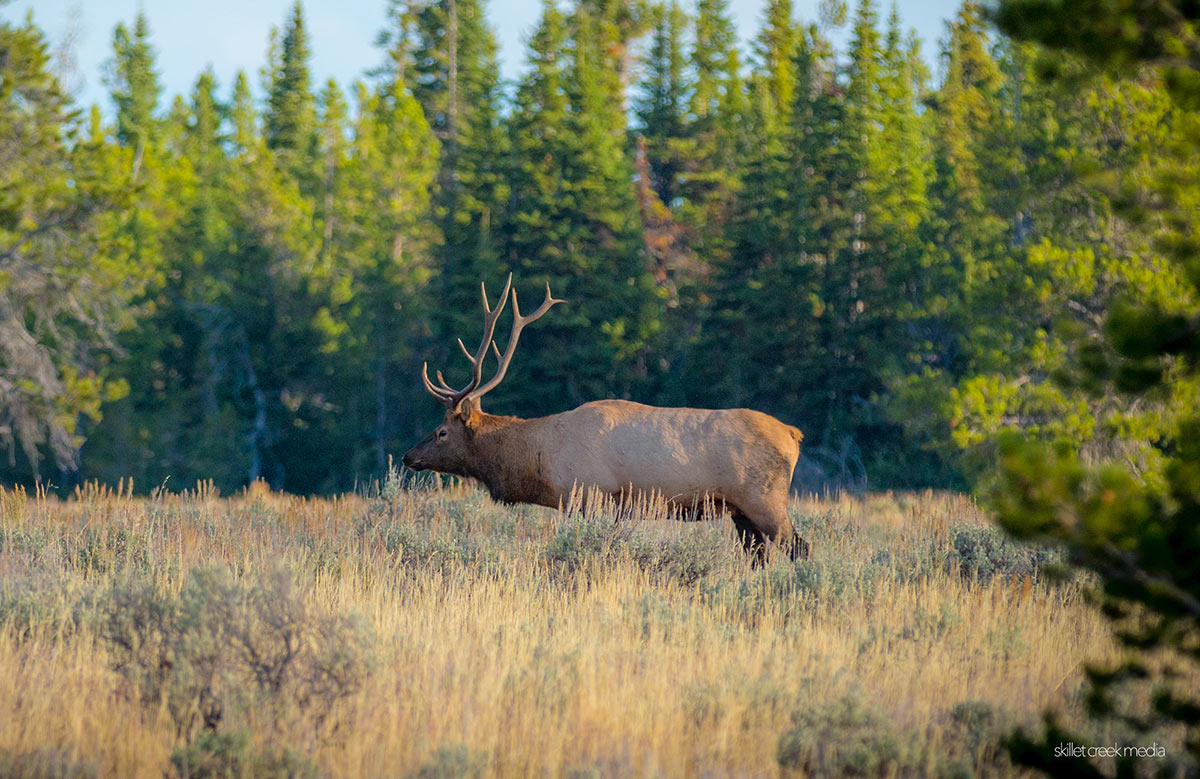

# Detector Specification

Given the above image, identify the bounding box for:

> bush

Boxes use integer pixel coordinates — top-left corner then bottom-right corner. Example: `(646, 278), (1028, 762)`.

(98, 565), (374, 741)
(545, 513), (641, 571)
(69, 527), (151, 574)
(948, 524), (1061, 583)
(546, 512), (739, 584)
(777, 695), (924, 777)
(792, 557), (881, 605)
(170, 730), (318, 779)
(411, 744), (489, 779)
(0, 575), (82, 642)
(0, 749), (96, 779)
(377, 522), (469, 570)
(941, 700), (1014, 777)
(651, 525), (739, 585)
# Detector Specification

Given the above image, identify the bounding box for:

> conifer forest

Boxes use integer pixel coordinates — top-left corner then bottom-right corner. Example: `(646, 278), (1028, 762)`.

(3, 0), (1200, 774)
(4, 0), (1194, 495)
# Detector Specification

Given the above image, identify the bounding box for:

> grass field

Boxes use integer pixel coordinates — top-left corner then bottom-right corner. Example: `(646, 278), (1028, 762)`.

(0, 476), (1187, 777)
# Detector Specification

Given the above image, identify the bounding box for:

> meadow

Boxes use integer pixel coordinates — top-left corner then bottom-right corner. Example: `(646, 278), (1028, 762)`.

(0, 477), (1185, 777)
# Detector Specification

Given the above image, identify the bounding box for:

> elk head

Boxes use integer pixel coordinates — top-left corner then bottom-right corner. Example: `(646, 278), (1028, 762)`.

(401, 274), (564, 475)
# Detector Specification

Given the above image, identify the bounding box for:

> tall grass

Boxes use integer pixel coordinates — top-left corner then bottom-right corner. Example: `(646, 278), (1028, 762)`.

(0, 479), (1187, 776)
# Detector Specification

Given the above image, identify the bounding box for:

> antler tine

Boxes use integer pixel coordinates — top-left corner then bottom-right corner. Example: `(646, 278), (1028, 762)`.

(455, 273), (512, 399)
(435, 370), (457, 393)
(419, 274), (562, 411)
(421, 363), (457, 406)
(419, 274), (514, 408)
(515, 281), (567, 326)
(470, 280), (565, 401)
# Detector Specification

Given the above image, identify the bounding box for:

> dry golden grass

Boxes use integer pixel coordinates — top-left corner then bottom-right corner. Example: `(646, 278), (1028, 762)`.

(0, 479), (1183, 777)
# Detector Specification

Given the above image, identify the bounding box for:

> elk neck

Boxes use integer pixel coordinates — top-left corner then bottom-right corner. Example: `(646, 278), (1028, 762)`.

(464, 411), (558, 507)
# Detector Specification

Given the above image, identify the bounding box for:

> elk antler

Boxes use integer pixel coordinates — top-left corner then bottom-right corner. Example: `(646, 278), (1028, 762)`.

(421, 274), (564, 412)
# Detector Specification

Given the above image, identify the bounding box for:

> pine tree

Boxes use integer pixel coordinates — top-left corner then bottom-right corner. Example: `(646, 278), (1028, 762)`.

(498, 0), (661, 412)
(691, 0), (804, 420)
(755, 0), (799, 125)
(315, 78), (349, 274)
(402, 0), (512, 404)
(345, 69), (440, 470)
(634, 2), (688, 206)
(831, 0), (934, 482)
(105, 9), (169, 278)
(0, 17), (152, 478)
(986, 1), (1200, 773)
(673, 0), (745, 240)
(881, 3), (1007, 479)
(690, 0), (736, 123)
(265, 1), (317, 185)
(75, 10), (191, 485)
(631, 0), (695, 357)
(107, 12), (160, 151)
(85, 69), (227, 487)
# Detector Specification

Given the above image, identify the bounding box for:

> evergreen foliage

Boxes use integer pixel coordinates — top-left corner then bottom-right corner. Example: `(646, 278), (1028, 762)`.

(1, 0), (1195, 509)
(983, 0), (1200, 773)
(0, 15), (150, 478)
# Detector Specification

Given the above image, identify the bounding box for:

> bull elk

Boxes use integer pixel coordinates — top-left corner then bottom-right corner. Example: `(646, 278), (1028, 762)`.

(401, 275), (809, 562)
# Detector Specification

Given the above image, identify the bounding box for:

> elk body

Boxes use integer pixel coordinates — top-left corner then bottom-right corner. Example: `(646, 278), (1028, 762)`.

(402, 276), (809, 562)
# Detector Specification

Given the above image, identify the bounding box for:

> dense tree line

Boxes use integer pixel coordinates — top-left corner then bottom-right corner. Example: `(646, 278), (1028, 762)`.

(986, 0), (1200, 771)
(0, 0), (1195, 494)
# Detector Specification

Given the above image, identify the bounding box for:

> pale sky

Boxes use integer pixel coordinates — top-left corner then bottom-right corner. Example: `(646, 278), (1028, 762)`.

(8, 0), (962, 111)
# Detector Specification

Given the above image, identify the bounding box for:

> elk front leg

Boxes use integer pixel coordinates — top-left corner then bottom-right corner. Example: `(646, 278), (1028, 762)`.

(730, 509), (767, 566)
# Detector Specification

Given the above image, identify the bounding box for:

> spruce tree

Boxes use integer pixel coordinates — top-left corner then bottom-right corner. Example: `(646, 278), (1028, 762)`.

(265, 1), (317, 186)
(986, 1), (1200, 773)
(347, 70), (440, 468)
(499, 0), (661, 412)
(691, 0), (803, 418)
(634, 1), (688, 206)
(402, 0), (511, 405)
(0, 16), (152, 477)
(674, 0), (745, 241)
(755, 0), (799, 122)
(108, 12), (160, 152)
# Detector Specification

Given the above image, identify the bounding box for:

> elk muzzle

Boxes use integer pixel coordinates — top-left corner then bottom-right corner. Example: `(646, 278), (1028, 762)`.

(401, 437), (432, 471)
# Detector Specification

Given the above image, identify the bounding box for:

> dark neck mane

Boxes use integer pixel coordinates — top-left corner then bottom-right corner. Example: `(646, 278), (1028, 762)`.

(464, 412), (557, 507)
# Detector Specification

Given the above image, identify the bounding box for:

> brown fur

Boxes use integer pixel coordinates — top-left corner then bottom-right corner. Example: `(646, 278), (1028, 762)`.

(403, 399), (809, 562)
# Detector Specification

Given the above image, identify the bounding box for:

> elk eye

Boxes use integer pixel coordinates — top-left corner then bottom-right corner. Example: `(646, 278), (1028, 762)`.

(437, 429), (448, 440)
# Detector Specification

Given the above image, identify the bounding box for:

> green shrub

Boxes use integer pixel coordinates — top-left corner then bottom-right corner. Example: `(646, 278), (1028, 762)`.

(0, 527), (52, 567)
(0, 749), (96, 779)
(98, 565), (374, 741)
(778, 695), (924, 777)
(935, 701), (1015, 778)
(544, 514), (640, 571)
(170, 730), (318, 779)
(870, 534), (951, 584)
(0, 574), (83, 642)
(377, 522), (469, 569)
(792, 557), (881, 605)
(948, 524), (1061, 583)
(411, 743), (489, 779)
(69, 527), (151, 574)
(652, 525), (739, 585)
(547, 512), (739, 584)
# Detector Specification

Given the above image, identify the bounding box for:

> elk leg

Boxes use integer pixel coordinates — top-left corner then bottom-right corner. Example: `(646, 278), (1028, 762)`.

(737, 497), (811, 563)
(730, 509), (767, 566)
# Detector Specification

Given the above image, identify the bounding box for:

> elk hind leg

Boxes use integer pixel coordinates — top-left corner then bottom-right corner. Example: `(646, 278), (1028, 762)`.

(738, 495), (810, 562)
(730, 508), (768, 567)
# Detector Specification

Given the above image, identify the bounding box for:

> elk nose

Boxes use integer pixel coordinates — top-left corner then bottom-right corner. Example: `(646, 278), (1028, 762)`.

(401, 451), (418, 470)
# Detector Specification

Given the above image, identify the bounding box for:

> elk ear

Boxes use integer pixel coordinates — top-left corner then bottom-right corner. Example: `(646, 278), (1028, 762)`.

(454, 398), (482, 426)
